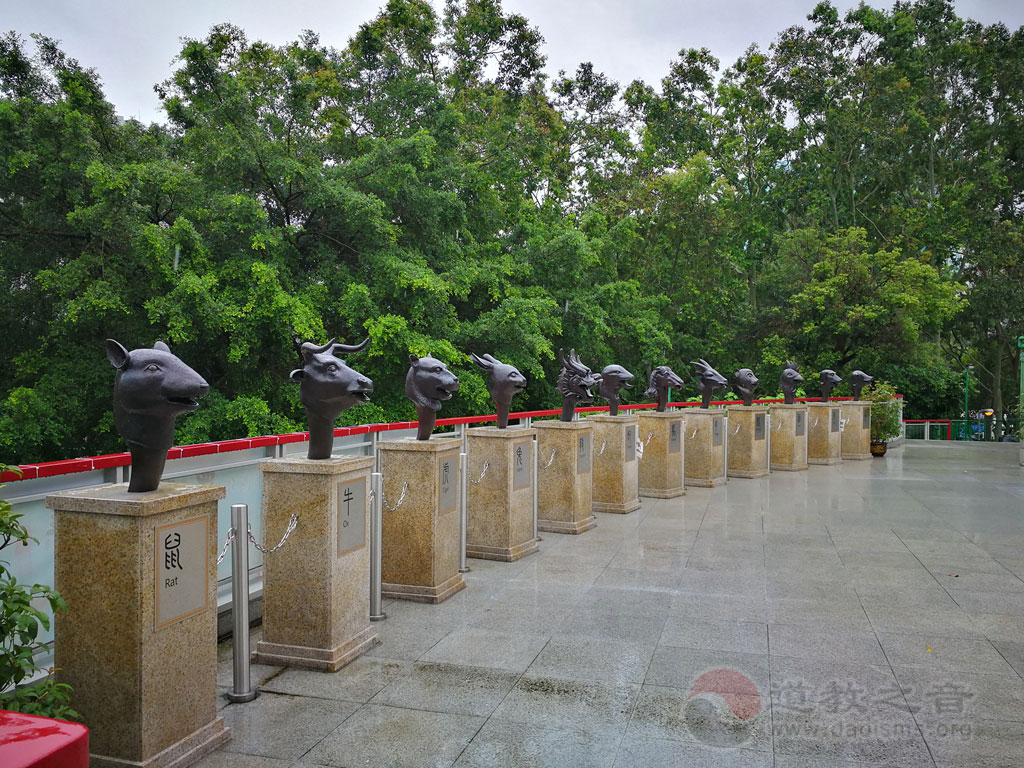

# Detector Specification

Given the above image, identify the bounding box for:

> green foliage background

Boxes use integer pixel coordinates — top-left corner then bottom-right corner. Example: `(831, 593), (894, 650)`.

(2, 0), (1022, 463)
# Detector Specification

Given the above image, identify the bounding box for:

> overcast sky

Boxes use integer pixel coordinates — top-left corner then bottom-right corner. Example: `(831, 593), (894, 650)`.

(3, 0), (1022, 123)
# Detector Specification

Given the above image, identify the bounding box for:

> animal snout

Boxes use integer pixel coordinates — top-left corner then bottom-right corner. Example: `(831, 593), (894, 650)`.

(357, 376), (373, 390)
(196, 378), (209, 397)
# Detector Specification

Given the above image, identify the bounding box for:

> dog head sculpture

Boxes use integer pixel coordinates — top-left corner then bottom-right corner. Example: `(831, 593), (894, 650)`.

(290, 337), (373, 459)
(597, 364), (635, 416)
(733, 368), (759, 407)
(471, 353), (526, 429)
(850, 370), (874, 400)
(105, 339), (209, 492)
(644, 365), (684, 412)
(779, 361), (803, 405)
(819, 369), (842, 401)
(406, 354), (460, 440)
(556, 348), (598, 422)
(690, 359), (728, 409)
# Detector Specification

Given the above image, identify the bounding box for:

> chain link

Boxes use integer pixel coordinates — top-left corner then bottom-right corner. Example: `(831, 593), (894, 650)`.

(382, 482), (409, 511)
(540, 449), (557, 469)
(688, 427), (698, 440)
(249, 513), (298, 554)
(594, 440), (607, 457)
(216, 527), (235, 565)
(469, 461), (490, 485)
(732, 423), (742, 436)
(644, 432), (654, 446)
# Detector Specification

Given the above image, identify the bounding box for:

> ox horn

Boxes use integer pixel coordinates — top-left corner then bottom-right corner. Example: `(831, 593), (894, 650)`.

(331, 337), (370, 356)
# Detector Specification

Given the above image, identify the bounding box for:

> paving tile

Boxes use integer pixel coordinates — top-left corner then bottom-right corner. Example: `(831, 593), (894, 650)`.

(949, 588), (1024, 616)
(453, 720), (621, 768)
(891, 664), (1024, 723)
(659, 617), (768, 655)
(768, 624), (887, 666)
(593, 565), (682, 590)
(364, 619), (458, 661)
(219, 692), (358, 760)
(612, 734), (772, 767)
(526, 635), (655, 685)
(877, 633), (1014, 675)
(419, 627), (549, 672)
(192, 752), (291, 768)
(918, 716), (1024, 768)
(768, 598), (871, 629)
(992, 641), (1024, 679)
(669, 593), (769, 623)
(932, 570), (1024, 593)
(303, 704), (485, 768)
(216, 660), (283, 689)
(490, 674), (639, 733)
(645, 646), (769, 697)
(370, 661), (519, 716)
(863, 605), (984, 638)
(579, 586), (677, 616)
(557, 605), (668, 644)
(261, 657), (412, 703)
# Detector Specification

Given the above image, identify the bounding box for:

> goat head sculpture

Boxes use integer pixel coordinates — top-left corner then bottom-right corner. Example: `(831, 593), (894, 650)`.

(691, 359), (728, 409)
(471, 353), (526, 429)
(850, 370), (874, 400)
(290, 337), (373, 459)
(780, 361), (803, 405)
(598, 364), (635, 416)
(644, 365), (684, 412)
(556, 348), (598, 422)
(819, 369), (842, 402)
(733, 368), (759, 407)
(406, 354), (460, 440)
(105, 339), (209, 492)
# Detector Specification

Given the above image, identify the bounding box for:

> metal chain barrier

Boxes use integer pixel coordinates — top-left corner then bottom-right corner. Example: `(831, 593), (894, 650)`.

(732, 423), (742, 436)
(594, 441), (607, 457)
(773, 419), (783, 432)
(688, 426), (698, 440)
(249, 513), (298, 554)
(216, 527), (236, 565)
(469, 461), (490, 485)
(645, 432), (654, 446)
(382, 482), (409, 511)
(540, 449), (557, 469)
(812, 417), (819, 428)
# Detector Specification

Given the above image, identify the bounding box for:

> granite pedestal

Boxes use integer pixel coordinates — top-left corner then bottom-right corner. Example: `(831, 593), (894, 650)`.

(769, 404), (809, 471)
(808, 402), (843, 465)
(840, 401), (872, 460)
(46, 483), (230, 768)
(637, 411), (685, 498)
(535, 420), (596, 534)
(465, 426), (539, 561)
(726, 406), (770, 478)
(586, 414), (640, 513)
(253, 456), (378, 671)
(683, 408), (727, 487)
(378, 438), (466, 603)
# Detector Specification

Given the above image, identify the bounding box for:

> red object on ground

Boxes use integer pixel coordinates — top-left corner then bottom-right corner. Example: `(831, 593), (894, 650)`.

(0, 710), (89, 768)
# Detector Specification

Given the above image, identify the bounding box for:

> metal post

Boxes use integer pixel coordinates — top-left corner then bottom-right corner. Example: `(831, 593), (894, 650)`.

(370, 472), (386, 621)
(924, 421), (931, 441)
(458, 451), (470, 573)
(964, 366), (971, 440)
(532, 437), (539, 542)
(226, 504), (257, 703)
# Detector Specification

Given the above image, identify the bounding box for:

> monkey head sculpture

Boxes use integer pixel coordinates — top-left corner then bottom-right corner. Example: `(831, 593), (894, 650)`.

(556, 348), (598, 422)
(733, 368), (759, 407)
(597, 364), (635, 416)
(290, 337), (373, 459)
(850, 370), (874, 400)
(819, 369), (842, 402)
(691, 359), (728, 409)
(779, 361), (804, 405)
(644, 365), (684, 412)
(105, 339), (209, 493)
(471, 353), (526, 429)
(406, 354), (460, 440)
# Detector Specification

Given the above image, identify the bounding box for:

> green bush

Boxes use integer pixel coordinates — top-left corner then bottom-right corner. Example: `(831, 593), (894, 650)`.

(866, 381), (902, 443)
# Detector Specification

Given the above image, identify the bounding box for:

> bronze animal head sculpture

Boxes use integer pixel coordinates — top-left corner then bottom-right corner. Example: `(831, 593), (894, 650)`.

(597, 364), (635, 416)
(690, 359), (728, 409)
(471, 353), (526, 429)
(780, 361), (804, 405)
(290, 337), (373, 459)
(105, 339), (209, 493)
(819, 369), (842, 402)
(733, 368), (759, 407)
(406, 354), (460, 440)
(556, 348), (598, 422)
(644, 365), (684, 412)
(850, 370), (874, 400)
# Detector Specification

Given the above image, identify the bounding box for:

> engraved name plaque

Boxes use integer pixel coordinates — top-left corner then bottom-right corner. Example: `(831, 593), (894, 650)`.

(338, 478), (366, 556)
(155, 515), (209, 630)
(513, 440), (532, 490)
(713, 417), (723, 446)
(755, 413), (766, 440)
(862, 407), (871, 430)
(625, 425), (636, 461)
(669, 421), (681, 453)
(795, 411), (805, 436)
(831, 409), (840, 433)
(577, 433), (591, 474)
(439, 455), (458, 514)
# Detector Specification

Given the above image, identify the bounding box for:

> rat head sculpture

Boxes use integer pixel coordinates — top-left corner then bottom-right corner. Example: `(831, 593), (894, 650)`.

(406, 354), (460, 440)
(733, 368), (759, 407)
(690, 359), (728, 409)
(850, 370), (874, 400)
(105, 339), (209, 493)
(819, 369), (842, 401)
(779, 361), (804, 405)
(556, 348), (598, 422)
(597, 364), (635, 416)
(290, 337), (373, 459)
(471, 353), (526, 429)
(644, 365), (684, 412)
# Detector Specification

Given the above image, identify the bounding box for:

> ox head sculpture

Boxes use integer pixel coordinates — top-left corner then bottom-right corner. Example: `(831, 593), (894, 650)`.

(644, 365), (684, 412)
(733, 368), (759, 407)
(597, 364), (635, 416)
(556, 348), (598, 422)
(780, 361), (804, 405)
(471, 353), (526, 429)
(406, 354), (460, 440)
(691, 359), (728, 409)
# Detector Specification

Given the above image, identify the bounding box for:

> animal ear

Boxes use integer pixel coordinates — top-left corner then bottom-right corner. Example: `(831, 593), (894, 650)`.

(105, 339), (129, 369)
(290, 369), (305, 380)
(482, 354), (499, 364)
(154, 340), (171, 353)
(409, 354), (420, 366)
(471, 353), (493, 371)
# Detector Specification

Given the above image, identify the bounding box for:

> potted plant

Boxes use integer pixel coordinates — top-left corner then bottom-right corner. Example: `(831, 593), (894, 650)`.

(865, 381), (901, 456)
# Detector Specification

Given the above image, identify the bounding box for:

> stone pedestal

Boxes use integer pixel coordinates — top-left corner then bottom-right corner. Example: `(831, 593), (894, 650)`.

(769, 404), (809, 471)
(840, 401), (872, 460)
(683, 409), (727, 487)
(378, 438), (466, 603)
(46, 483), (230, 768)
(253, 456), (378, 671)
(466, 426), (539, 561)
(808, 402), (843, 465)
(726, 406), (770, 478)
(587, 415), (641, 513)
(637, 412), (685, 498)
(535, 421), (596, 534)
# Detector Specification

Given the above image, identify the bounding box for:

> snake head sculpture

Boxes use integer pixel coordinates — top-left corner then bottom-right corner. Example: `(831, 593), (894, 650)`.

(644, 365), (684, 412)
(556, 348), (598, 422)
(471, 352), (526, 428)
(733, 368), (759, 407)
(691, 359), (728, 409)
(779, 361), (804, 405)
(819, 369), (842, 402)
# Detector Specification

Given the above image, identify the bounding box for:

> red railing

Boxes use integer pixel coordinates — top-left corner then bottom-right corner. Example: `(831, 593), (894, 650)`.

(0, 395), (889, 483)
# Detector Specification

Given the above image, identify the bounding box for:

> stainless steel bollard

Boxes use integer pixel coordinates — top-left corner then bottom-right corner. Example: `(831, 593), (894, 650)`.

(532, 437), (539, 542)
(370, 472), (386, 621)
(226, 504), (258, 703)
(458, 451), (470, 573)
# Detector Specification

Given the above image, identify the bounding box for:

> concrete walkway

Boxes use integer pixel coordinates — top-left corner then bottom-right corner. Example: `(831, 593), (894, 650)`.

(200, 441), (1024, 767)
